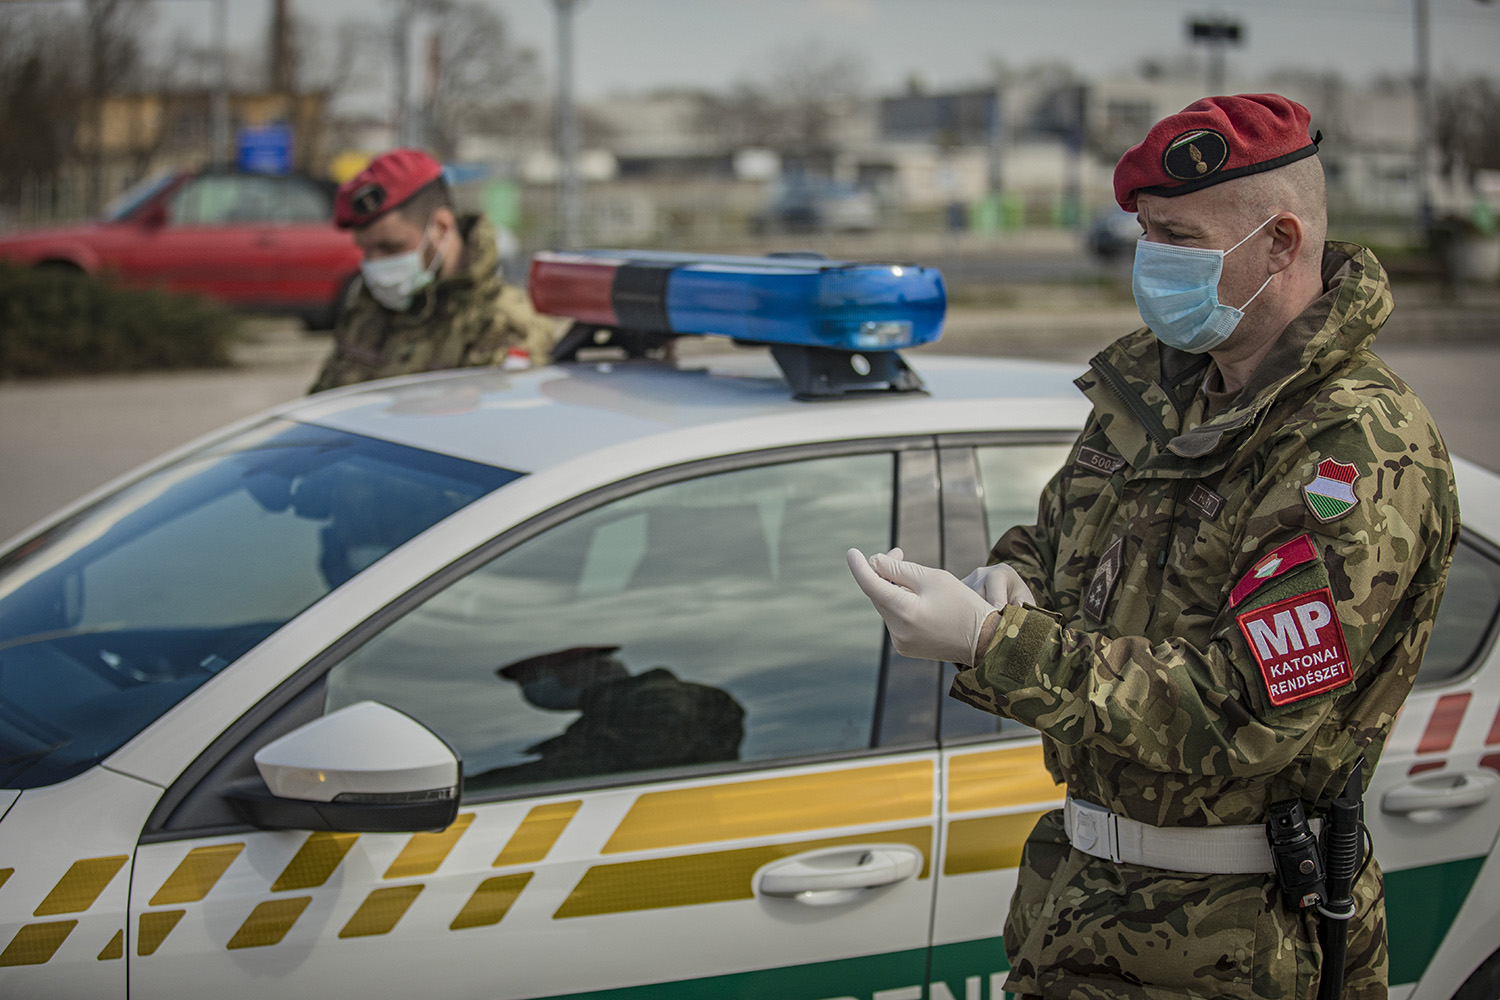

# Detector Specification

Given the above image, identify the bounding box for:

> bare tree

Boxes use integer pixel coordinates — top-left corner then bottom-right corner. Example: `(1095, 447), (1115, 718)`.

(412, 0), (541, 159)
(0, 12), (81, 211)
(0, 2), (150, 215)
(1436, 77), (1500, 184)
(690, 38), (865, 172)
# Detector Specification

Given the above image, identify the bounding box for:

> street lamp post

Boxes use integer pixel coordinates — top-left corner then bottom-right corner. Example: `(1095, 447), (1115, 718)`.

(554, 0), (581, 248)
(1187, 16), (1243, 95)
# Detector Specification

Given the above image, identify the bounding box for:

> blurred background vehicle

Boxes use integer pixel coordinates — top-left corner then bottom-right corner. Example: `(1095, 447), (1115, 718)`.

(751, 179), (880, 235)
(0, 168), (362, 330)
(1085, 208), (1143, 261)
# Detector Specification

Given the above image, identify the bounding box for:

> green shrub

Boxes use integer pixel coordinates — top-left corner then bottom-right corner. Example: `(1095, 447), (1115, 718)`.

(0, 263), (239, 378)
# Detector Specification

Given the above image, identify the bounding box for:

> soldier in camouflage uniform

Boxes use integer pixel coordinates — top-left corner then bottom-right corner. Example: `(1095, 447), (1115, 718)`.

(310, 148), (555, 394)
(849, 94), (1459, 998)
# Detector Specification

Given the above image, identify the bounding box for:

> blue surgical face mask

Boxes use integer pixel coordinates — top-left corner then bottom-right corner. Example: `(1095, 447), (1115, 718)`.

(1131, 215), (1278, 353)
(360, 222), (442, 312)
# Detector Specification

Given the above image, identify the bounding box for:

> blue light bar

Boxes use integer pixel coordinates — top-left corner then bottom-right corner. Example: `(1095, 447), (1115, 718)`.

(529, 249), (947, 352)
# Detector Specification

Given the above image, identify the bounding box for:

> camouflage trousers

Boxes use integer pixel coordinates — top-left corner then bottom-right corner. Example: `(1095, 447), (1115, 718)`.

(1002, 810), (1387, 999)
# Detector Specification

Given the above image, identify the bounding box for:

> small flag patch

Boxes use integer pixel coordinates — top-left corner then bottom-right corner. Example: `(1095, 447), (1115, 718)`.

(1304, 459), (1359, 522)
(1230, 534), (1318, 608)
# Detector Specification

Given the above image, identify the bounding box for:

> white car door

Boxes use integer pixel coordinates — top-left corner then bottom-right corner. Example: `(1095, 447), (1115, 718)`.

(128, 445), (950, 999)
(1372, 518), (1500, 1000)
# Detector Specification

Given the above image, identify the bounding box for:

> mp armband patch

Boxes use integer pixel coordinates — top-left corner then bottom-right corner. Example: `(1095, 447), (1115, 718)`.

(1237, 587), (1352, 707)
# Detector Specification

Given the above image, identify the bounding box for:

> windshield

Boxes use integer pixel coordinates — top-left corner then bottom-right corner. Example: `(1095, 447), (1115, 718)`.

(0, 419), (520, 789)
(101, 171), (181, 222)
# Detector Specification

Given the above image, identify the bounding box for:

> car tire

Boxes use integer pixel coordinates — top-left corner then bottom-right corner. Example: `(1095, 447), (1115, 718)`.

(1453, 948), (1500, 1000)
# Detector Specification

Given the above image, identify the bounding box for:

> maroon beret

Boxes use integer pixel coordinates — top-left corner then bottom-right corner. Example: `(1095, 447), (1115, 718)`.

(334, 148), (445, 229)
(1113, 94), (1320, 212)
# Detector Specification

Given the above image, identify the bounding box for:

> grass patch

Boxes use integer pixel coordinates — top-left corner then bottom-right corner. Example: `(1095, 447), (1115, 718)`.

(0, 264), (239, 378)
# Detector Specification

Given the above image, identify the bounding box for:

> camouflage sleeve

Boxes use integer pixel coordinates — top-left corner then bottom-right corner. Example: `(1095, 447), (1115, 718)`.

(952, 393), (1459, 783)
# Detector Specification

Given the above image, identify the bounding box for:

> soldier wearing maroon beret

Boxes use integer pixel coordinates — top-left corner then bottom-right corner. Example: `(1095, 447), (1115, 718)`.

(850, 94), (1458, 998)
(310, 147), (554, 393)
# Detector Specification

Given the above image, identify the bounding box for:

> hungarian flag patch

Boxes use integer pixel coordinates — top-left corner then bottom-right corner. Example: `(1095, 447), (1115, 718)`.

(1230, 534), (1318, 608)
(1304, 458), (1360, 522)
(1237, 587), (1352, 707)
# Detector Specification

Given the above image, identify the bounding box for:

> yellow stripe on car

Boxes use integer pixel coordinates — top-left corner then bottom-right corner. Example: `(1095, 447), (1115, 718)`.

(97, 929), (124, 961)
(33, 856), (128, 916)
(384, 814), (475, 879)
(604, 762), (934, 854)
(339, 885), (425, 938)
(946, 745), (1057, 813)
(0, 920), (77, 967)
(150, 843), (245, 905)
(493, 801), (580, 867)
(450, 873), (533, 930)
(943, 745), (1061, 876)
(269, 833), (359, 892)
(227, 896), (313, 950)
(137, 910), (185, 956)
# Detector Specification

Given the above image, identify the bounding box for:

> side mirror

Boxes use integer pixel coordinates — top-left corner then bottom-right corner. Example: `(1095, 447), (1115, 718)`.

(227, 701), (461, 833)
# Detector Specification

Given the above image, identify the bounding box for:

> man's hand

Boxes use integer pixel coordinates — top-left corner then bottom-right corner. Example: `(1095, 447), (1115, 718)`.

(847, 548), (1001, 665)
(961, 562), (1035, 608)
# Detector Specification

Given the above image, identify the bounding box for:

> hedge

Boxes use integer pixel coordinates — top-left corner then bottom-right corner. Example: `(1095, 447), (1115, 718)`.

(0, 263), (238, 378)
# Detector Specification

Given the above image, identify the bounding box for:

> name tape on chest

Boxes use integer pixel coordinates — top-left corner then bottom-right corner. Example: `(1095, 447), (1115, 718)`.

(1074, 445), (1125, 476)
(1237, 587), (1352, 707)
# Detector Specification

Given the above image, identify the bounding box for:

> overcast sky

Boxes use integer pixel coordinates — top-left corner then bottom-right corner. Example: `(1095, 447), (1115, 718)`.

(149, 0), (1500, 102)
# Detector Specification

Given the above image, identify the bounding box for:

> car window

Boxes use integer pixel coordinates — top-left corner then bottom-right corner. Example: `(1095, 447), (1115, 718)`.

(1416, 535), (1500, 686)
(975, 442), (1071, 542)
(0, 420), (518, 790)
(943, 442), (1070, 744)
(169, 175), (330, 226)
(324, 452), (895, 793)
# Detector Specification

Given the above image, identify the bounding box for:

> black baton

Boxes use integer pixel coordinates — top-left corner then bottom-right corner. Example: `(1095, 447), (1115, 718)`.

(1317, 757), (1365, 1000)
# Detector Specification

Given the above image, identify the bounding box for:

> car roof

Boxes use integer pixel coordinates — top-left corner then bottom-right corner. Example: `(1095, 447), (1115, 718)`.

(288, 350), (1092, 475)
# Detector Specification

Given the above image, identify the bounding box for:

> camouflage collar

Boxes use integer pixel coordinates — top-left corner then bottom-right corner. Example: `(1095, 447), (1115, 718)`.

(1086, 242), (1391, 463)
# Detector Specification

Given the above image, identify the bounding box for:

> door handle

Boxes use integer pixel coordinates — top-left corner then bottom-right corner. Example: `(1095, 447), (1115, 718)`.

(757, 844), (923, 906)
(1381, 771), (1498, 822)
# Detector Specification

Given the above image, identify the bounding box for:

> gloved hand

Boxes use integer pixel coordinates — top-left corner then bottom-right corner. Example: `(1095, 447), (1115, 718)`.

(846, 547), (1001, 665)
(961, 562), (1035, 608)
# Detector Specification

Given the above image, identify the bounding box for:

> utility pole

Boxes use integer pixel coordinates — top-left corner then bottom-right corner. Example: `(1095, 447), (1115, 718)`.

(211, 0), (229, 166)
(553, 0), (581, 248)
(392, 0), (412, 147)
(1187, 15), (1242, 95)
(1413, 0), (1433, 230)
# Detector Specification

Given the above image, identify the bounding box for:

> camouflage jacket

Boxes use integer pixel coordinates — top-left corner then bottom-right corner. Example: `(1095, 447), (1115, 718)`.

(309, 214), (555, 393)
(951, 243), (1460, 999)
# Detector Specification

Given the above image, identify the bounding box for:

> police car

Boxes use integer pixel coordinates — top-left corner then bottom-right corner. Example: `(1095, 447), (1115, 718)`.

(0, 252), (1497, 1000)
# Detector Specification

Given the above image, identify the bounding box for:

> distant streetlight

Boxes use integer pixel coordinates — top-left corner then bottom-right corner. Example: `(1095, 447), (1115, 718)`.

(1186, 16), (1242, 95)
(554, 0), (582, 248)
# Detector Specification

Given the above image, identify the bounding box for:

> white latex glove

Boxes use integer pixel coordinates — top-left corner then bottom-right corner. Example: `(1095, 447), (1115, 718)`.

(961, 562), (1035, 608)
(846, 548), (1000, 665)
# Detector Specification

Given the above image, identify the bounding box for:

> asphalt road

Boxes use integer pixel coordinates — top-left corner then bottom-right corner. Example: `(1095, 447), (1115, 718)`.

(0, 317), (1495, 544)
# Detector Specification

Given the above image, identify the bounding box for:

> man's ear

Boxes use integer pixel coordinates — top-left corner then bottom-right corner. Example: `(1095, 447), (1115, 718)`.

(1267, 213), (1304, 274)
(430, 205), (458, 240)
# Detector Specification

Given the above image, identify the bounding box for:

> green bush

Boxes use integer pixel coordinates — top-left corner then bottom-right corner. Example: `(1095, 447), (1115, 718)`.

(0, 263), (239, 378)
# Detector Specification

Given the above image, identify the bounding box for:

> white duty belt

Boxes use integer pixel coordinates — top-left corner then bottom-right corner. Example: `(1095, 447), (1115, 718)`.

(1063, 795), (1312, 875)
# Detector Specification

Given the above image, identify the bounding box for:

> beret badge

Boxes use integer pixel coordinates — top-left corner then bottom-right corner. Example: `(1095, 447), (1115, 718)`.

(1163, 129), (1229, 182)
(349, 183), (386, 218)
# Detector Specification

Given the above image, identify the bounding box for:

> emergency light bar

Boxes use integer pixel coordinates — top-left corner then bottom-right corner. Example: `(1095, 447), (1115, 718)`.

(528, 249), (947, 399)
